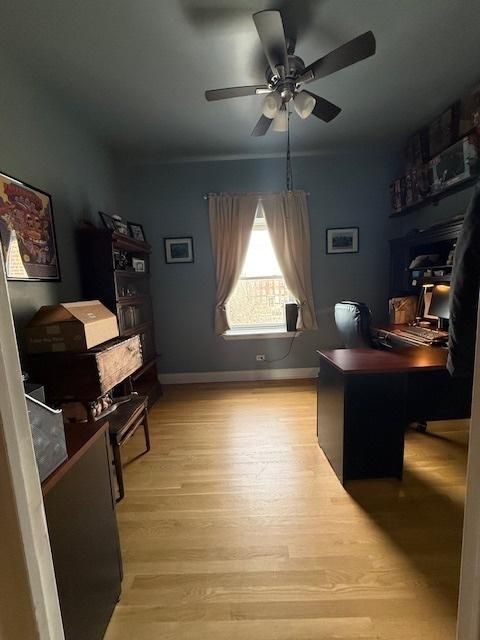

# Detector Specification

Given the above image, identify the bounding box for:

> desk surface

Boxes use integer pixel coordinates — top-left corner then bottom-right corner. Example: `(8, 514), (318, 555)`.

(317, 347), (447, 375)
(41, 419), (109, 497)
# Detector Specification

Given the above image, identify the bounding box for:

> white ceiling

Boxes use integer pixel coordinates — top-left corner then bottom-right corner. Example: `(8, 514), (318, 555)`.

(2, 0), (480, 160)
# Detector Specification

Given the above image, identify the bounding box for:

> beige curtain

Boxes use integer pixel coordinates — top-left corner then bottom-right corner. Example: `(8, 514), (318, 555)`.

(261, 191), (318, 330)
(208, 194), (258, 334)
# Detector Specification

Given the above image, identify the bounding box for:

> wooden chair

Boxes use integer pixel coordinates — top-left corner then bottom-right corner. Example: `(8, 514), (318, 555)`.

(108, 395), (150, 501)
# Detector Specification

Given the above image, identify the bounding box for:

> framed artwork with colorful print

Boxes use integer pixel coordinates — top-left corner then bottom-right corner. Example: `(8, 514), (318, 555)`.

(0, 172), (60, 281)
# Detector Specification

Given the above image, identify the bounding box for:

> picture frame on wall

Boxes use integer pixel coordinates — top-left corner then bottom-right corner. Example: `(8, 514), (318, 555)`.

(326, 227), (359, 254)
(164, 237), (194, 263)
(0, 171), (61, 281)
(128, 222), (146, 242)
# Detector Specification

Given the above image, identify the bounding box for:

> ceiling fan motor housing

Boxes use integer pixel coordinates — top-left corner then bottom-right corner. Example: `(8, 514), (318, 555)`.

(265, 54), (306, 97)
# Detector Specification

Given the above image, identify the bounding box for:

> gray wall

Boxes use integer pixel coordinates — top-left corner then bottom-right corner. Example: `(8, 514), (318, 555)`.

(118, 152), (398, 373)
(4, 49), (470, 374)
(0, 56), (117, 344)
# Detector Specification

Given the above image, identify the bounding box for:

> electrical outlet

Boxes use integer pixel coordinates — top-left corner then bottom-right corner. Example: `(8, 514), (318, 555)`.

(256, 354), (266, 361)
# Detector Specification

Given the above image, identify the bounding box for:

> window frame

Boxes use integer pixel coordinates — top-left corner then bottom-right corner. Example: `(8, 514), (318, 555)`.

(225, 209), (297, 337)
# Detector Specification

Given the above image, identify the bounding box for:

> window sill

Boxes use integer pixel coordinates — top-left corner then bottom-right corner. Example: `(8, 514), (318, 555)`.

(222, 328), (301, 341)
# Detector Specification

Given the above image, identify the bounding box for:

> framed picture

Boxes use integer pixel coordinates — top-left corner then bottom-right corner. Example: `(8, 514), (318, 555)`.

(128, 222), (146, 242)
(132, 257), (145, 272)
(99, 211), (116, 231)
(112, 218), (129, 236)
(164, 237), (194, 264)
(0, 171), (60, 281)
(326, 227), (359, 254)
(99, 211), (130, 236)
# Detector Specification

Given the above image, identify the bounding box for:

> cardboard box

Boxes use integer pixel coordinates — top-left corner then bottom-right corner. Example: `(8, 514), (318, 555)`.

(389, 296), (418, 325)
(25, 300), (119, 354)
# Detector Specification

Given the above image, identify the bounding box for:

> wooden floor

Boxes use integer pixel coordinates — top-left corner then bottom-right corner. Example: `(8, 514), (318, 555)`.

(105, 380), (468, 640)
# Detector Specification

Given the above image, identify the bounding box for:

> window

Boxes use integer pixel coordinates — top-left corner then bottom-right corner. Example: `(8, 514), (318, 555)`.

(227, 208), (294, 331)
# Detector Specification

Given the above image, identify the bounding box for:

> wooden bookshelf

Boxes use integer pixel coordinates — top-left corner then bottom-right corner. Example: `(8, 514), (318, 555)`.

(77, 227), (161, 407)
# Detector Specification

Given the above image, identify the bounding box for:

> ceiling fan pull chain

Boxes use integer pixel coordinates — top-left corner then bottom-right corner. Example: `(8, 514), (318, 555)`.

(286, 107), (293, 192)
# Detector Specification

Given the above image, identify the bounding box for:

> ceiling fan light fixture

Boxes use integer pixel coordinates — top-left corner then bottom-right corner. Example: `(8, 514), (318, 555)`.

(262, 92), (282, 119)
(272, 108), (288, 132)
(293, 91), (316, 119)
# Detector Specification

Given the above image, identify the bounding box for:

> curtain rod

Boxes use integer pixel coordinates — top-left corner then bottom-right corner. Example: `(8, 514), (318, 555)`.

(203, 190), (310, 200)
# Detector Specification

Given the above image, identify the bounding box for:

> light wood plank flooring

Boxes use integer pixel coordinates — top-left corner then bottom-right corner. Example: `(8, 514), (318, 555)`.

(105, 380), (468, 640)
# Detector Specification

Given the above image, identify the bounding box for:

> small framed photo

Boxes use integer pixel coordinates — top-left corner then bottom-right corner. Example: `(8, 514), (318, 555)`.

(128, 222), (146, 242)
(99, 211), (116, 231)
(326, 227), (359, 254)
(112, 218), (129, 236)
(132, 257), (146, 272)
(164, 237), (194, 264)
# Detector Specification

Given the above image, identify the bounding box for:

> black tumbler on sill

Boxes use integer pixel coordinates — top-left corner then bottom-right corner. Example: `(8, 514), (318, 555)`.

(285, 303), (299, 331)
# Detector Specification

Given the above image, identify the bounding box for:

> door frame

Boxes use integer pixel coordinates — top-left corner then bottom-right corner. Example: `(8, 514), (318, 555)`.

(457, 302), (480, 639)
(0, 256), (64, 638)
(1, 258), (480, 639)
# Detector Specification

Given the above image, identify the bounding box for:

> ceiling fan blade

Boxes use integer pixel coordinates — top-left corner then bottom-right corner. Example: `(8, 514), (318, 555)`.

(253, 10), (289, 78)
(205, 85), (270, 101)
(304, 91), (342, 122)
(299, 31), (376, 84)
(251, 114), (273, 137)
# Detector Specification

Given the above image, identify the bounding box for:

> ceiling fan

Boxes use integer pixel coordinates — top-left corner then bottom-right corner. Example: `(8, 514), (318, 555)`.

(205, 10), (376, 137)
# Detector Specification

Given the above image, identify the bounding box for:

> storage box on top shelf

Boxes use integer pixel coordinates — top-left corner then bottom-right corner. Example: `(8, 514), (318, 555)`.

(459, 85), (480, 137)
(390, 80), (480, 217)
(25, 300), (119, 354)
(390, 166), (430, 214)
(429, 133), (480, 195)
(428, 102), (460, 158)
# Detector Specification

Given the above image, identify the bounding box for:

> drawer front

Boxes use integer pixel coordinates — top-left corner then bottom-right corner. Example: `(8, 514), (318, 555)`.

(96, 335), (143, 394)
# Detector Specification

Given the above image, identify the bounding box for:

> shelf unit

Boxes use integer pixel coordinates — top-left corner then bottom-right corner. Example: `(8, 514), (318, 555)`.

(77, 228), (161, 406)
(389, 174), (478, 218)
(389, 216), (463, 298)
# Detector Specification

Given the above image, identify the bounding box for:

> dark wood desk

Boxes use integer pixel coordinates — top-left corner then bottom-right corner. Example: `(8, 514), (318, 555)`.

(316, 347), (472, 484)
(369, 326), (471, 423)
(42, 420), (122, 640)
(319, 346), (448, 374)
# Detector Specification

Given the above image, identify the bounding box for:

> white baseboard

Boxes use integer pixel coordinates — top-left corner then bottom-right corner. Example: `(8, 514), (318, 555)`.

(158, 367), (319, 385)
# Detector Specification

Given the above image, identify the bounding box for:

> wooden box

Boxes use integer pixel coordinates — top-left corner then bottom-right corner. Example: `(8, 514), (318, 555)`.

(27, 335), (143, 402)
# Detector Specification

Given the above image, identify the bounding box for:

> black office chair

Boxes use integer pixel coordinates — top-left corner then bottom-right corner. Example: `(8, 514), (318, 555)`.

(334, 301), (373, 348)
